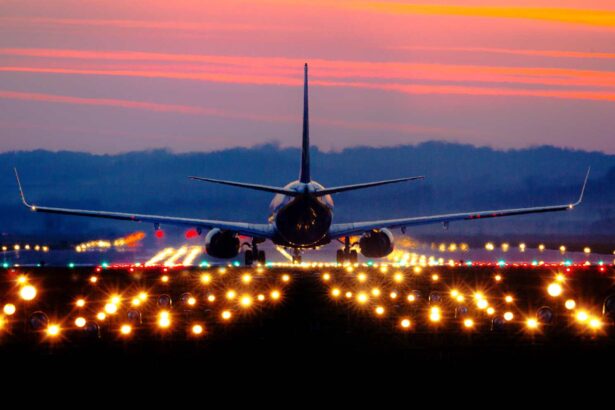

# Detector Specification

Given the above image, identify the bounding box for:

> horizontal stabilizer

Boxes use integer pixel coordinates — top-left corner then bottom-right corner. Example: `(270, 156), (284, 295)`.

(313, 176), (424, 196)
(189, 176), (299, 196)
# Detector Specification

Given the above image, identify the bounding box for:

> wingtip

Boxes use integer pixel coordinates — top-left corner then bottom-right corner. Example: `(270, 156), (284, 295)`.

(573, 166), (591, 206)
(13, 167), (31, 208)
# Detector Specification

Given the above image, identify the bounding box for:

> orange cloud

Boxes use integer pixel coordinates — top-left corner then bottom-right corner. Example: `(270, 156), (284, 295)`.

(393, 46), (615, 60)
(360, 2), (615, 29)
(3, 48), (615, 103)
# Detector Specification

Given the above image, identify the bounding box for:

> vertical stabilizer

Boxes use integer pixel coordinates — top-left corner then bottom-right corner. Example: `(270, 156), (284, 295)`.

(299, 63), (311, 183)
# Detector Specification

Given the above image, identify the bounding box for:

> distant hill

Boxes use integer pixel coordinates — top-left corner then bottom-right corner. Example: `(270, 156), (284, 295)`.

(0, 142), (613, 243)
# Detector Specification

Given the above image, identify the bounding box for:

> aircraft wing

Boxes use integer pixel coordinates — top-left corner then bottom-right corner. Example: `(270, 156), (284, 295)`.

(329, 169), (590, 239)
(14, 169), (275, 239)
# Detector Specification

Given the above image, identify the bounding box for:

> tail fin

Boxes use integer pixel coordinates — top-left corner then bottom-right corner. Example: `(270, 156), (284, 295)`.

(299, 63), (310, 183)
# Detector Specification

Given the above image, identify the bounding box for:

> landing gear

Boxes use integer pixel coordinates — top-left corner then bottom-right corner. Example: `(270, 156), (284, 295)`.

(291, 248), (302, 264)
(337, 236), (358, 264)
(244, 239), (266, 266)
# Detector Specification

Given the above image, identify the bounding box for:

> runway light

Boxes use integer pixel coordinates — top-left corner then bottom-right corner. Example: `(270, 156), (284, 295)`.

(406, 294), (416, 303)
(393, 272), (404, 283)
(17, 275), (27, 284)
(131, 297), (141, 307)
(375, 306), (385, 316)
(89, 276), (98, 284)
(450, 289), (459, 298)
(576, 311), (589, 323)
(555, 274), (566, 283)
(400, 318), (412, 329)
(589, 318), (602, 330)
(3, 304), (16, 316)
(547, 283), (563, 297)
(431, 274), (439, 282)
(463, 318), (474, 328)
(371, 287), (381, 297)
(187, 297), (196, 306)
(47, 324), (61, 337)
(120, 324), (132, 335)
(564, 299), (576, 310)
(242, 273), (252, 284)
(226, 290), (237, 300)
(240, 294), (253, 308)
(526, 318), (539, 330)
(207, 294), (216, 303)
(429, 306), (442, 323)
(192, 324), (204, 335)
(270, 290), (281, 300)
(110, 295), (121, 305)
(322, 273), (331, 281)
(200, 274), (212, 284)
(331, 288), (341, 298)
(345, 291), (353, 299)
(257, 294), (265, 302)
(74, 317), (86, 328)
(76, 298), (86, 308)
(486, 307), (495, 315)
(96, 312), (106, 321)
(504, 312), (514, 321)
(161, 275), (169, 283)
(221, 310), (232, 321)
(356, 292), (369, 304)
(19, 285), (37, 301)
(477, 299), (488, 310)
(456, 295), (465, 303)
(494, 274), (502, 282)
(104, 303), (118, 315)
(357, 273), (367, 282)
(158, 311), (171, 328)
(281, 274), (290, 282)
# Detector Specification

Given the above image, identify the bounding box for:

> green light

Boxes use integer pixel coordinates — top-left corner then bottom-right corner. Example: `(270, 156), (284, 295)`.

(199, 261), (210, 268)
(367, 260), (374, 266)
(466, 260), (473, 266)
(564, 260), (572, 267)
(233, 261), (240, 267)
(101, 262), (109, 269)
(68, 262), (75, 269)
(598, 260), (604, 266)
(531, 260), (538, 266)
(265, 261), (274, 268)
(2, 262), (8, 269)
(497, 260), (506, 267)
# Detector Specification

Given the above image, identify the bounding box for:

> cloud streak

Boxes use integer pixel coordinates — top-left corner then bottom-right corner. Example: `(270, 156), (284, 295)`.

(360, 2), (615, 29)
(2, 48), (615, 102)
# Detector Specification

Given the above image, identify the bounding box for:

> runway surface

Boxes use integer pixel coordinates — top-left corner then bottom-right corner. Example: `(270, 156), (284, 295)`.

(1, 263), (614, 366)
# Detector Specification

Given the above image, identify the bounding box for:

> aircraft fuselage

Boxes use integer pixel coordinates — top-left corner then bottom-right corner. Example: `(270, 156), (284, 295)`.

(270, 181), (334, 248)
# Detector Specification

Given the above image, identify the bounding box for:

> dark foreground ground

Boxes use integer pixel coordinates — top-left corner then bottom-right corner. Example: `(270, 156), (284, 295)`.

(1, 264), (615, 373)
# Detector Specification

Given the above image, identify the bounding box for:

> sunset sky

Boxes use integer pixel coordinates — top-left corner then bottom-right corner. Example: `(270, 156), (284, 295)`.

(1, 0), (614, 153)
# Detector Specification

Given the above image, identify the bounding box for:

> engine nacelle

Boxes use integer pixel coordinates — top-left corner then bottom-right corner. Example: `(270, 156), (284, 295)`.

(205, 229), (240, 259)
(358, 229), (394, 258)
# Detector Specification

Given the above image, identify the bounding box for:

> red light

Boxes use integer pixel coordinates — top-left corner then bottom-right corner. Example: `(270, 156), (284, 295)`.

(155, 230), (165, 239)
(185, 229), (199, 239)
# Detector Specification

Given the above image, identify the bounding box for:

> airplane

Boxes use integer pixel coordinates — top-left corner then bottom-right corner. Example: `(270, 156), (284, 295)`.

(14, 64), (590, 265)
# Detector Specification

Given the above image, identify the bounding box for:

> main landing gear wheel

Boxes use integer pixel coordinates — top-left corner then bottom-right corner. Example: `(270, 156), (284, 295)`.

(244, 240), (266, 266)
(291, 249), (302, 264)
(337, 237), (358, 264)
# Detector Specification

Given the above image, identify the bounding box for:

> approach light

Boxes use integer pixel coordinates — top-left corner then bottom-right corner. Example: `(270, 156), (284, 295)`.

(110, 295), (121, 305)
(76, 298), (86, 308)
(161, 275), (169, 283)
(463, 318), (474, 328)
(270, 290), (281, 300)
(89, 276), (98, 284)
(281, 274), (290, 282)
(357, 273), (367, 282)
(120, 324), (132, 335)
(207, 294), (216, 303)
(96, 312), (106, 321)
(3, 304), (16, 316)
(565, 299), (576, 310)
(322, 273), (331, 281)
(221, 310), (232, 321)
(547, 283), (563, 297)
(240, 295), (253, 308)
(400, 318), (412, 329)
(192, 324), (204, 335)
(406, 294), (416, 303)
(226, 290), (237, 300)
(505, 295), (514, 303)
(486, 307), (495, 316)
(450, 289), (459, 298)
(200, 274), (212, 285)
(393, 273), (404, 283)
(431, 274), (439, 282)
(331, 288), (341, 298)
(158, 311), (171, 328)
(257, 294), (265, 302)
(187, 297), (197, 306)
(104, 303), (118, 315)
(526, 318), (539, 330)
(46, 324), (61, 337)
(356, 292), (369, 304)
(494, 274), (502, 282)
(390, 292), (398, 300)
(477, 299), (488, 310)
(131, 298), (141, 307)
(74, 317), (86, 328)
(375, 306), (385, 316)
(576, 311), (589, 323)
(19, 284), (37, 301)
(371, 288), (381, 297)
(242, 273), (252, 284)
(429, 306), (442, 323)
(589, 318), (602, 330)
(504, 312), (514, 321)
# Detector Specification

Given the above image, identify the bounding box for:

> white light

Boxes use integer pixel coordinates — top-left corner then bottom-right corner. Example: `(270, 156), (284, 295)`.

(547, 283), (563, 297)
(74, 317), (86, 328)
(565, 299), (576, 310)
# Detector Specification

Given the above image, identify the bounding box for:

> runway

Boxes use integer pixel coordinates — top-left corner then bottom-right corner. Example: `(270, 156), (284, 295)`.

(1, 262), (614, 364)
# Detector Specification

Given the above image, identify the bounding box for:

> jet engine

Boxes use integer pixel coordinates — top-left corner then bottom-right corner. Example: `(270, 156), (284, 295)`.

(205, 229), (240, 259)
(358, 229), (394, 258)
